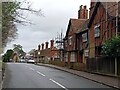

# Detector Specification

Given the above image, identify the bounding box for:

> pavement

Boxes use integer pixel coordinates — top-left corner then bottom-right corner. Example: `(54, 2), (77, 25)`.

(37, 63), (120, 89)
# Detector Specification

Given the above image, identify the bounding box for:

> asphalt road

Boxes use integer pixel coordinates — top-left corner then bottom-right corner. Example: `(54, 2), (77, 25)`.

(2, 63), (112, 89)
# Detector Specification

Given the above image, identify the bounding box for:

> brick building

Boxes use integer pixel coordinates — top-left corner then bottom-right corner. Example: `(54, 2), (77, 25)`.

(88, 1), (119, 58)
(64, 5), (88, 65)
(63, 0), (120, 74)
(76, 20), (89, 64)
(86, 0), (120, 74)
(37, 40), (59, 63)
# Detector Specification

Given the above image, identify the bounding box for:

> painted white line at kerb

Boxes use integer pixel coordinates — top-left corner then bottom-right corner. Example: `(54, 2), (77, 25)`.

(36, 71), (45, 77)
(49, 78), (68, 90)
(29, 67), (35, 71)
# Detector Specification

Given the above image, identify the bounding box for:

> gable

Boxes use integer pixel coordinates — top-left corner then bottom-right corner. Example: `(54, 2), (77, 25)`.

(88, 2), (100, 28)
(65, 19), (86, 38)
(88, 1), (118, 28)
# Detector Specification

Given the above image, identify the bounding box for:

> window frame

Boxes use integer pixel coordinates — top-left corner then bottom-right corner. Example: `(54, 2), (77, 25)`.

(82, 32), (88, 42)
(94, 24), (100, 38)
(69, 36), (72, 45)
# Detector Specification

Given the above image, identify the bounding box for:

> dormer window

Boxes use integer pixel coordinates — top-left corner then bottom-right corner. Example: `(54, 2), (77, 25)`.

(82, 32), (88, 42)
(94, 24), (100, 37)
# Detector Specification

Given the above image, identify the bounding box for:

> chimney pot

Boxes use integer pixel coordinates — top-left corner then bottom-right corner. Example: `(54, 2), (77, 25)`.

(38, 45), (41, 50)
(42, 43), (44, 50)
(50, 40), (54, 48)
(80, 5), (83, 10)
(45, 42), (49, 49)
(84, 5), (87, 9)
(78, 5), (88, 19)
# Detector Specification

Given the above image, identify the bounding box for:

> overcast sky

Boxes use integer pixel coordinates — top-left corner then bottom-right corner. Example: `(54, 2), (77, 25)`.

(4, 0), (90, 53)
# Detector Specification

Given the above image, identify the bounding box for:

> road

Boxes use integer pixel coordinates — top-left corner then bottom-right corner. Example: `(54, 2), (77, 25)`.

(2, 63), (112, 89)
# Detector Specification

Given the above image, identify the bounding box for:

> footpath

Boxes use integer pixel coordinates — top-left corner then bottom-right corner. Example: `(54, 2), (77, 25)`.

(37, 63), (120, 89)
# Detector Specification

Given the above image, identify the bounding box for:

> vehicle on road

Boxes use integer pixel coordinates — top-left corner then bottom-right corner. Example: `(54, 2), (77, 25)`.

(27, 59), (35, 64)
(19, 59), (26, 63)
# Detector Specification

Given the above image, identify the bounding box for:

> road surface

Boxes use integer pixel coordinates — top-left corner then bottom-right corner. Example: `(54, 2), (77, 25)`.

(2, 63), (113, 89)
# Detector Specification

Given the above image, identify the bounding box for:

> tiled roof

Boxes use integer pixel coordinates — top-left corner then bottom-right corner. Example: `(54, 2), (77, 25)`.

(70, 19), (87, 33)
(76, 19), (89, 34)
(65, 18), (87, 37)
(40, 47), (58, 58)
(88, 1), (118, 28)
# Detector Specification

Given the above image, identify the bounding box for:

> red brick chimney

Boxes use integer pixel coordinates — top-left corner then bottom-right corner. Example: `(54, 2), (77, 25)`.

(50, 40), (54, 48)
(45, 42), (49, 49)
(42, 43), (44, 50)
(83, 6), (88, 19)
(38, 44), (41, 50)
(78, 5), (88, 19)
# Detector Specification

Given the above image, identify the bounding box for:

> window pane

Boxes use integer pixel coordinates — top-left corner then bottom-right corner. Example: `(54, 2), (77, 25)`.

(94, 24), (100, 37)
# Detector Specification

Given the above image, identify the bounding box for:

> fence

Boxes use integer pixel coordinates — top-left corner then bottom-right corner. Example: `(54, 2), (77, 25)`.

(86, 56), (120, 76)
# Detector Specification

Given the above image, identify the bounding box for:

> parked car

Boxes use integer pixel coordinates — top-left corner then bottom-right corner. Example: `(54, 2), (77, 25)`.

(20, 59), (26, 63)
(27, 59), (35, 64)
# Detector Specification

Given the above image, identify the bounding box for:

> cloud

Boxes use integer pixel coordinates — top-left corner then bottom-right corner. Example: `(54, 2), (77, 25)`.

(4, 0), (90, 53)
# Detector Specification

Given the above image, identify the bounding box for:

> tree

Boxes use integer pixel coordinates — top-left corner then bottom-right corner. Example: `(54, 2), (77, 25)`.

(13, 44), (26, 58)
(2, 1), (42, 48)
(102, 36), (120, 57)
(3, 49), (14, 62)
(102, 36), (120, 75)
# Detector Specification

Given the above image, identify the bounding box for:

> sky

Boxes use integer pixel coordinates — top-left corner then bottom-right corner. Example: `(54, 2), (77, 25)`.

(4, 0), (90, 53)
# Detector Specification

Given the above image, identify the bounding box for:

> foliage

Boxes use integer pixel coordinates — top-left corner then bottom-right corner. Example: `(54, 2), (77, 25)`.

(2, 49), (14, 62)
(13, 44), (26, 58)
(2, 2), (19, 47)
(102, 36), (120, 57)
(2, 1), (42, 48)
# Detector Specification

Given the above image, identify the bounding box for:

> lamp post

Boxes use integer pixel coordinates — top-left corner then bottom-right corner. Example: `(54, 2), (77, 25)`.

(38, 51), (40, 63)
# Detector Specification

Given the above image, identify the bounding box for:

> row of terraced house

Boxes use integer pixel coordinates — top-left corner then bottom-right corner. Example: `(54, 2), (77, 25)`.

(35, 1), (120, 76)
(63, 1), (120, 75)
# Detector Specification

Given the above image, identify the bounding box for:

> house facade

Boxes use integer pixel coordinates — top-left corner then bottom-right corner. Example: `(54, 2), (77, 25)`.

(64, 5), (88, 65)
(63, 0), (120, 74)
(76, 20), (89, 64)
(86, 1), (120, 74)
(88, 1), (119, 58)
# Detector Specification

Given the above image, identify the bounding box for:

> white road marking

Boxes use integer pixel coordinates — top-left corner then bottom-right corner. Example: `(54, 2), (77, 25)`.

(36, 71), (45, 77)
(49, 78), (68, 90)
(29, 67), (35, 71)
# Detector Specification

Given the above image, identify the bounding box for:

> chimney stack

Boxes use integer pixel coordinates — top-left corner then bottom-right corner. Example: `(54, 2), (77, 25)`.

(50, 40), (54, 48)
(42, 43), (44, 50)
(45, 42), (49, 49)
(38, 44), (41, 50)
(78, 5), (88, 19)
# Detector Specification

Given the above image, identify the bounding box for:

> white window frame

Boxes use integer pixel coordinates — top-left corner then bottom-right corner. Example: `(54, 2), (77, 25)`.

(70, 52), (75, 62)
(84, 50), (89, 57)
(69, 36), (72, 45)
(82, 32), (88, 42)
(94, 24), (100, 37)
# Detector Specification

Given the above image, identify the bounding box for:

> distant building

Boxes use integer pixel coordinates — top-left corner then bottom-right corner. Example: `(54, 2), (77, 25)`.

(37, 40), (59, 63)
